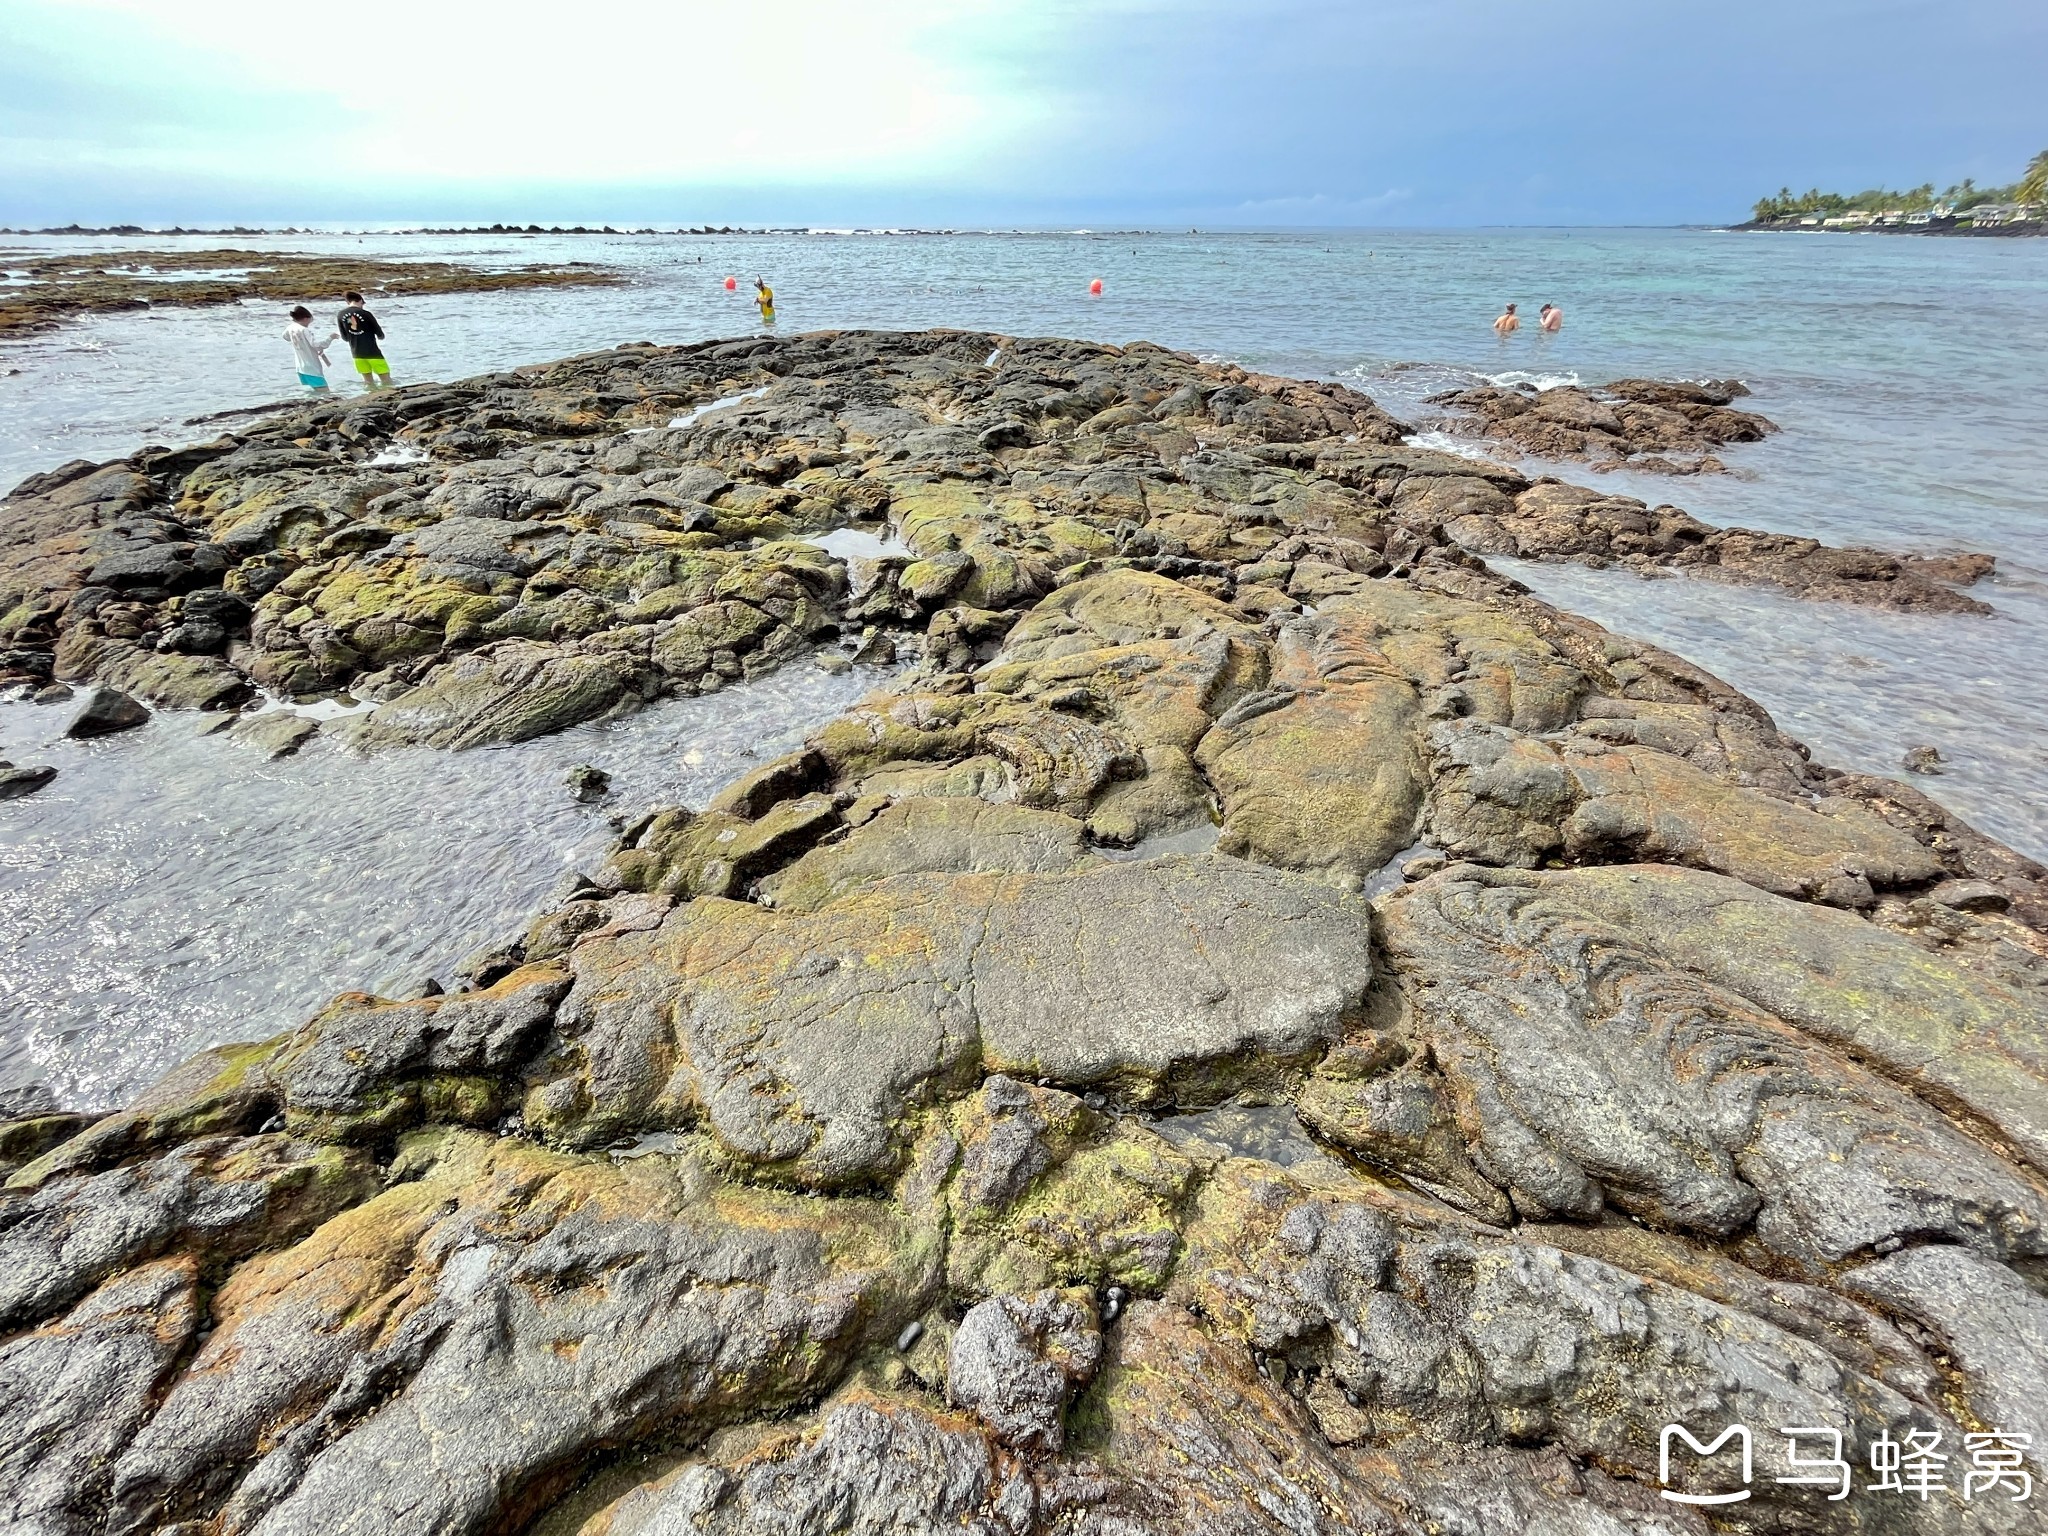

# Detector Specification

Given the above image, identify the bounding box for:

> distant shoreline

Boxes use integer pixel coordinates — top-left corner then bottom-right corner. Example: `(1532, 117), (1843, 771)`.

(1731, 216), (2045, 238)
(1, 223), (785, 238)
(6, 220), (2044, 242)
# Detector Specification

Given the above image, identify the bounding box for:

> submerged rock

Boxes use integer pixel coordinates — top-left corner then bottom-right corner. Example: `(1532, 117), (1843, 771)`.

(63, 684), (149, 738)
(3, 329), (2044, 1535)
(1904, 742), (1948, 774)
(564, 762), (611, 802)
(225, 711), (319, 759)
(0, 760), (57, 799)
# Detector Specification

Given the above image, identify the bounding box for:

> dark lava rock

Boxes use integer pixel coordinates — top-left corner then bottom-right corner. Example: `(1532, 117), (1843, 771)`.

(0, 760), (57, 799)
(1903, 744), (1948, 774)
(156, 619), (229, 655)
(1426, 376), (1776, 470)
(64, 686), (149, 738)
(565, 764), (611, 803)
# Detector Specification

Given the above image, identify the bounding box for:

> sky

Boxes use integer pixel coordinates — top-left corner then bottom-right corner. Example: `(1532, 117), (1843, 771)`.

(2, 0), (2043, 227)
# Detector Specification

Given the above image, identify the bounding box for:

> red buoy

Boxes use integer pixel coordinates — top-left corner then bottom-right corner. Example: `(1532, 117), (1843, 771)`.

(1089, 277), (1104, 295)
(724, 276), (738, 291)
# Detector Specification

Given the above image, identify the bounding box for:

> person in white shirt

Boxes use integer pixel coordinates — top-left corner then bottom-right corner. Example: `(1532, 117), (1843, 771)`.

(284, 306), (334, 392)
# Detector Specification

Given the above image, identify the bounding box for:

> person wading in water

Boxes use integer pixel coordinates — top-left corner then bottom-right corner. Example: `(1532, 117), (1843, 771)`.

(284, 306), (332, 393)
(754, 277), (776, 324)
(336, 291), (393, 389)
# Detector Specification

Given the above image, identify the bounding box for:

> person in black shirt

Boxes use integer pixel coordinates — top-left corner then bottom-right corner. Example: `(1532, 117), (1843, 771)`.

(336, 291), (393, 390)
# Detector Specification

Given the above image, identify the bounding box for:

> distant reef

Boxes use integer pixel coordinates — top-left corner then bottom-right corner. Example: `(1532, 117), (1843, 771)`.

(0, 248), (624, 337)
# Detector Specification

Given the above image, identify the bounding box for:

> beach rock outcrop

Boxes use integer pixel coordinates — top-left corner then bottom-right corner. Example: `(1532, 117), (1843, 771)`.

(3, 330), (2044, 1535)
(1428, 375), (1776, 470)
(1444, 478), (1996, 613)
(530, 856), (1372, 1183)
(1, 335), (1996, 726)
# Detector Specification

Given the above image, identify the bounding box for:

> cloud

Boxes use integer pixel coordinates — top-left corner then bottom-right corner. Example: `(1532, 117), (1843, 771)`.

(6, 0), (1046, 185)
(0, 1), (353, 171)
(2, 0), (2043, 225)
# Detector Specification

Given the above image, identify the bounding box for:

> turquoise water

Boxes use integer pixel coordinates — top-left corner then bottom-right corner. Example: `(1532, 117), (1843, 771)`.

(3, 226), (2046, 860)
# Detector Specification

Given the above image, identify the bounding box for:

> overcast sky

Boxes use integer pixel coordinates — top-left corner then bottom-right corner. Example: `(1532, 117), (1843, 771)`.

(3, 0), (2042, 227)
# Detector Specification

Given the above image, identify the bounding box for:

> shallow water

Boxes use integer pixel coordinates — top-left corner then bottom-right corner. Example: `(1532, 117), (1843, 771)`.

(1494, 557), (2048, 860)
(0, 657), (895, 1107)
(804, 525), (913, 561)
(1152, 1101), (1335, 1171)
(2, 227), (2041, 862)
(1098, 823), (1222, 862)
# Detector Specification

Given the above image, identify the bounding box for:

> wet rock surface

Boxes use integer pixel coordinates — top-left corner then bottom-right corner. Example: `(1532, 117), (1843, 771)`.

(63, 685), (149, 737)
(3, 330), (2044, 1535)
(1448, 477), (1996, 613)
(0, 758), (57, 798)
(0, 339), (1994, 740)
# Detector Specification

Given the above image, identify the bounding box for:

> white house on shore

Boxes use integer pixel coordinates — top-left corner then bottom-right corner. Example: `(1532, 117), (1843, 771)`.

(1773, 201), (2040, 230)
(1959, 203), (2042, 226)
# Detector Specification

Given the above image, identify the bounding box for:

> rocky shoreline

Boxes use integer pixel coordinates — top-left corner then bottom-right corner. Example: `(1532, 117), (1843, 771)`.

(0, 249), (624, 338)
(2, 331), (2043, 1534)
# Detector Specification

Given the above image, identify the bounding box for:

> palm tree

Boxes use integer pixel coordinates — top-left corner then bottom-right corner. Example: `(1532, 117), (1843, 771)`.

(2019, 150), (2048, 206)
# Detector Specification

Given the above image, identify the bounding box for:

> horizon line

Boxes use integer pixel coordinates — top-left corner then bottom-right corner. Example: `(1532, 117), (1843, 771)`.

(2, 221), (1742, 237)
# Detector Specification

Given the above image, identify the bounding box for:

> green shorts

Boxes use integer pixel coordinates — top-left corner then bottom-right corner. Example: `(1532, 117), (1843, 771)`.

(353, 355), (390, 376)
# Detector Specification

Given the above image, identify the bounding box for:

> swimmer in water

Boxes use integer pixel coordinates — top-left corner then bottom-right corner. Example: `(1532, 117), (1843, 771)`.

(754, 277), (775, 324)
(1493, 303), (1520, 338)
(1539, 302), (1563, 333)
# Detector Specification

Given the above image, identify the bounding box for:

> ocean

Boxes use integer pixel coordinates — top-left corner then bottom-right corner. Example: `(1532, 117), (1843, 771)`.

(3, 225), (2045, 1102)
